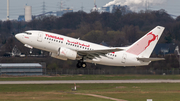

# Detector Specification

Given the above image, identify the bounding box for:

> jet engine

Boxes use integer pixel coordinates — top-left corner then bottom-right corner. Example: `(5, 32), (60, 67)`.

(50, 52), (67, 60)
(50, 47), (77, 60)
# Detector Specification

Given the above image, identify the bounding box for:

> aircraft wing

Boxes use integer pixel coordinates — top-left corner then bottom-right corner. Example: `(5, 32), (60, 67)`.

(137, 58), (165, 62)
(77, 48), (123, 60)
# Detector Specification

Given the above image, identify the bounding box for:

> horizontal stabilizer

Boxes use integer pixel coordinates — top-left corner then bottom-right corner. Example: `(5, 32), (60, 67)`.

(137, 58), (165, 62)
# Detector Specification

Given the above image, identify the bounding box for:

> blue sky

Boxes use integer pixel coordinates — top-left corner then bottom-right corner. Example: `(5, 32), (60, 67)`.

(0, 0), (180, 20)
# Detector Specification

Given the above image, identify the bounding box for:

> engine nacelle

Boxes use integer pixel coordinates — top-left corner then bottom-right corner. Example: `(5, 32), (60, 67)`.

(50, 47), (77, 60)
(58, 47), (77, 60)
(50, 52), (67, 60)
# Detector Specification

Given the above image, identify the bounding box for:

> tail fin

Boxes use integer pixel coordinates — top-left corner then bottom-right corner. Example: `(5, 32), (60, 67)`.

(126, 26), (165, 58)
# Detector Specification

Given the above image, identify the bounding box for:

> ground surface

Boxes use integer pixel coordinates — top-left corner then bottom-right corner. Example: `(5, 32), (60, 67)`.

(0, 83), (180, 101)
(0, 75), (180, 101)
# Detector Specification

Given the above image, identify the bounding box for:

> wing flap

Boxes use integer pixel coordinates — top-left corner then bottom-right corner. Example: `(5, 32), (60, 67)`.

(78, 48), (123, 54)
(77, 48), (123, 60)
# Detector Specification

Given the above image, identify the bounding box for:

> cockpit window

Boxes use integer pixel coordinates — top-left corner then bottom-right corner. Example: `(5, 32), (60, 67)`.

(24, 32), (32, 35)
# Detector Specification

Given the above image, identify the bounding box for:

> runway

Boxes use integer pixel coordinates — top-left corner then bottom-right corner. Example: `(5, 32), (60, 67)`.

(0, 80), (180, 84)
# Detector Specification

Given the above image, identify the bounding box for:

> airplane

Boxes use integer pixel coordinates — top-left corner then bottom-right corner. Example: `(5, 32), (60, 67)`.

(15, 26), (165, 68)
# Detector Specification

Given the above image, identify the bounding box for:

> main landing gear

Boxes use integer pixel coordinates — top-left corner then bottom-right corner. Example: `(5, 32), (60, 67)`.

(76, 59), (87, 68)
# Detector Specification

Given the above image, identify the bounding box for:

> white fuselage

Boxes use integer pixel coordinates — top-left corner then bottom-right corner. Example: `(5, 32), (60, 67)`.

(15, 30), (149, 67)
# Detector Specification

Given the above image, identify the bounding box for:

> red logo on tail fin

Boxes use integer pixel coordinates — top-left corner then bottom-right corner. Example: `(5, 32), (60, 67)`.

(145, 32), (158, 49)
(126, 32), (158, 55)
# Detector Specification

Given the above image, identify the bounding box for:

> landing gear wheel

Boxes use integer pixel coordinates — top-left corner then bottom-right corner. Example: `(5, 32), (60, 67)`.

(82, 62), (87, 68)
(76, 62), (82, 68)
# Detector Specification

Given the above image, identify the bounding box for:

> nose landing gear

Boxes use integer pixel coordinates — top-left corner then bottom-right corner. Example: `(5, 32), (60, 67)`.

(30, 48), (33, 54)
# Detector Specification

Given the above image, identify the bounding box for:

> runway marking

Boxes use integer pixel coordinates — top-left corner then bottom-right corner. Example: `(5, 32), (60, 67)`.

(75, 93), (127, 101)
(0, 80), (180, 84)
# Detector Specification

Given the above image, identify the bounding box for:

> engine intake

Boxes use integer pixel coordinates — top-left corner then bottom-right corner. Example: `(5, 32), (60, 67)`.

(50, 47), (77, 60)
(58, 47), (77, 60)
(50, 52), (67, 60)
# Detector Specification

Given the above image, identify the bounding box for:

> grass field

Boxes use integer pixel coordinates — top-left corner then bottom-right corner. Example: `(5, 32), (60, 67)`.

(0, 83), (180, 101)
(0, 75), (180, 81)
(0, 75), (180, 101)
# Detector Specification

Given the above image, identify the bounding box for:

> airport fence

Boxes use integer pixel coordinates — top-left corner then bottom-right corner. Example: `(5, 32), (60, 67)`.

(45, 69), (180, 75)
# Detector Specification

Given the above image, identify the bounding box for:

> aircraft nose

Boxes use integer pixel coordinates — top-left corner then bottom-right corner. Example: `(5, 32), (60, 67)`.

(15, 33), (22, 40)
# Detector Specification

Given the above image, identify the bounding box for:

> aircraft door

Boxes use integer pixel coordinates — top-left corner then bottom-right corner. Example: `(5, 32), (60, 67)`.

(121, 53), (127, 63)
(37, 32), (43, 42)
